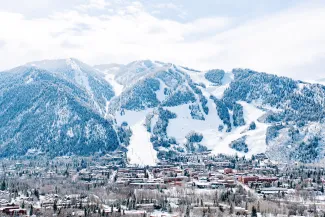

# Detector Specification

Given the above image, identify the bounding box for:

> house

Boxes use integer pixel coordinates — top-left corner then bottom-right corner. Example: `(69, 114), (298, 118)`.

(164, 176), (188, 184)
(238, 176), (259, 184)
(195, 182), (210, 189)
(224, 168), (233, 174)
(211, 182), (225, 189)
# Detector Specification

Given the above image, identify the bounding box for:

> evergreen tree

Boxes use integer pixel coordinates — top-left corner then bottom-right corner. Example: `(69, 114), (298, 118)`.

(29, 205), (33, 216)
(185, 205), (190, 217)
(53, 200), (58, 213)
(229, 203), (234, 214)
(34, 189), (40, 200)
(251, 206), (257, 217)
(0, 180), (6, 191)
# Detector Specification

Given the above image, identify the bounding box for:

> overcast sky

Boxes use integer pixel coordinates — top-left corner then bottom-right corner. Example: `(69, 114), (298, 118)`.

(0, 0), (324, 80)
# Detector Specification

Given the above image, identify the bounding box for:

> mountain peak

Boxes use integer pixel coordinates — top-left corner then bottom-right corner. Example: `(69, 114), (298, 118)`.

(22, 58), (115, 115)
(26, 58), (92, 73)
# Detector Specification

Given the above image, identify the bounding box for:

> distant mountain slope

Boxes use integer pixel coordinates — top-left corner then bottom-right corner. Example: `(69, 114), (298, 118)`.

(26, 58), (115, 115)
(103, 63), (325, 164)
(0, 63), (119, 158)
(1, 58), (325, 164)
(93, 63), (124, 74)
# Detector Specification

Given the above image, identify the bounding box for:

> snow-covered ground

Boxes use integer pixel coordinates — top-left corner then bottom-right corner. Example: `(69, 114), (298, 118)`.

(166, 100), (268, 157)
(115, 109), (158, 166)
(156, 79), (167, 102)
(104, 74), (124, 96)
(166, 68), (268, 157)
(149, 211), (178, 217)
(167, 102), (222, 149)
(112, 64), (270, 164)
(127, 120), (158, 166)
(210, 101), (268, 156)
(184, 67), (234, 99)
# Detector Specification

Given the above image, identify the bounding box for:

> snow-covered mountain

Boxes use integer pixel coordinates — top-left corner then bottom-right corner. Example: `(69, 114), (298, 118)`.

(1, 58), (325, 164)
(26, 58), (115, 115)
(0, 59), (119, 158)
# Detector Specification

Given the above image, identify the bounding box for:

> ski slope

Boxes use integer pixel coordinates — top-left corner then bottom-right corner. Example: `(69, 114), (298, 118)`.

(115, 109), (158, 166)
(127, 120), (158, 166)
(104, 74), (124, 96)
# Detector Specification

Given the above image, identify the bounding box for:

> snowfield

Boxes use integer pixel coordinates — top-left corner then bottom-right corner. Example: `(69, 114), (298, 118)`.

(115, 109), (158, 166)
(167, 102), (222, 149)
(210, 101), (269, 157)
(112, 66), (270, 165)
(104, 74), (124, 96)
(166, 101), (268, 157)
(92, 60), (325, 165)
(127, 120), (158, 166)
(184, 67), (234, 99)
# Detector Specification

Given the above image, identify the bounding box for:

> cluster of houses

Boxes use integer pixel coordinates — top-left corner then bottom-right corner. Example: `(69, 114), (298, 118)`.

(76, 152), (277, 195)
(0, 204), (27, 216)
(72, 151), (285, 193)
(1, 151), (325, 216)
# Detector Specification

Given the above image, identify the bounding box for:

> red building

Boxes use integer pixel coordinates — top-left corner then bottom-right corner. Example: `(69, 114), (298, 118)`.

(0, 205), (27, 216)
(163, 176), (189, 184)
(238, 176), (259, 184)
(224, 168), (233, 174)
(7, 208), (27, 215)
(258, 177), (278, 183)
(238, 176), (278, 184)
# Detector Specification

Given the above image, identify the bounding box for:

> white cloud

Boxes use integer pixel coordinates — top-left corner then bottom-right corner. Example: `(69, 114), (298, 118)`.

(152, 2), (187, 19)
(77, 0), (111, 10)
(0, 40), (6, 48)
(0, 1), (324, 80)
(183, 17), (230, 36)
(155, 3), (179, 10)
(207, 3), (325, 79)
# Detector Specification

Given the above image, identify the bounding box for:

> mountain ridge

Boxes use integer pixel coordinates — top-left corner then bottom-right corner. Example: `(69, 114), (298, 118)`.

(1, 58), (325, 165)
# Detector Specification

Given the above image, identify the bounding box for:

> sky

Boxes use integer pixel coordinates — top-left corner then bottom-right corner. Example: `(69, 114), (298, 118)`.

(0, 0), (325, 80)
